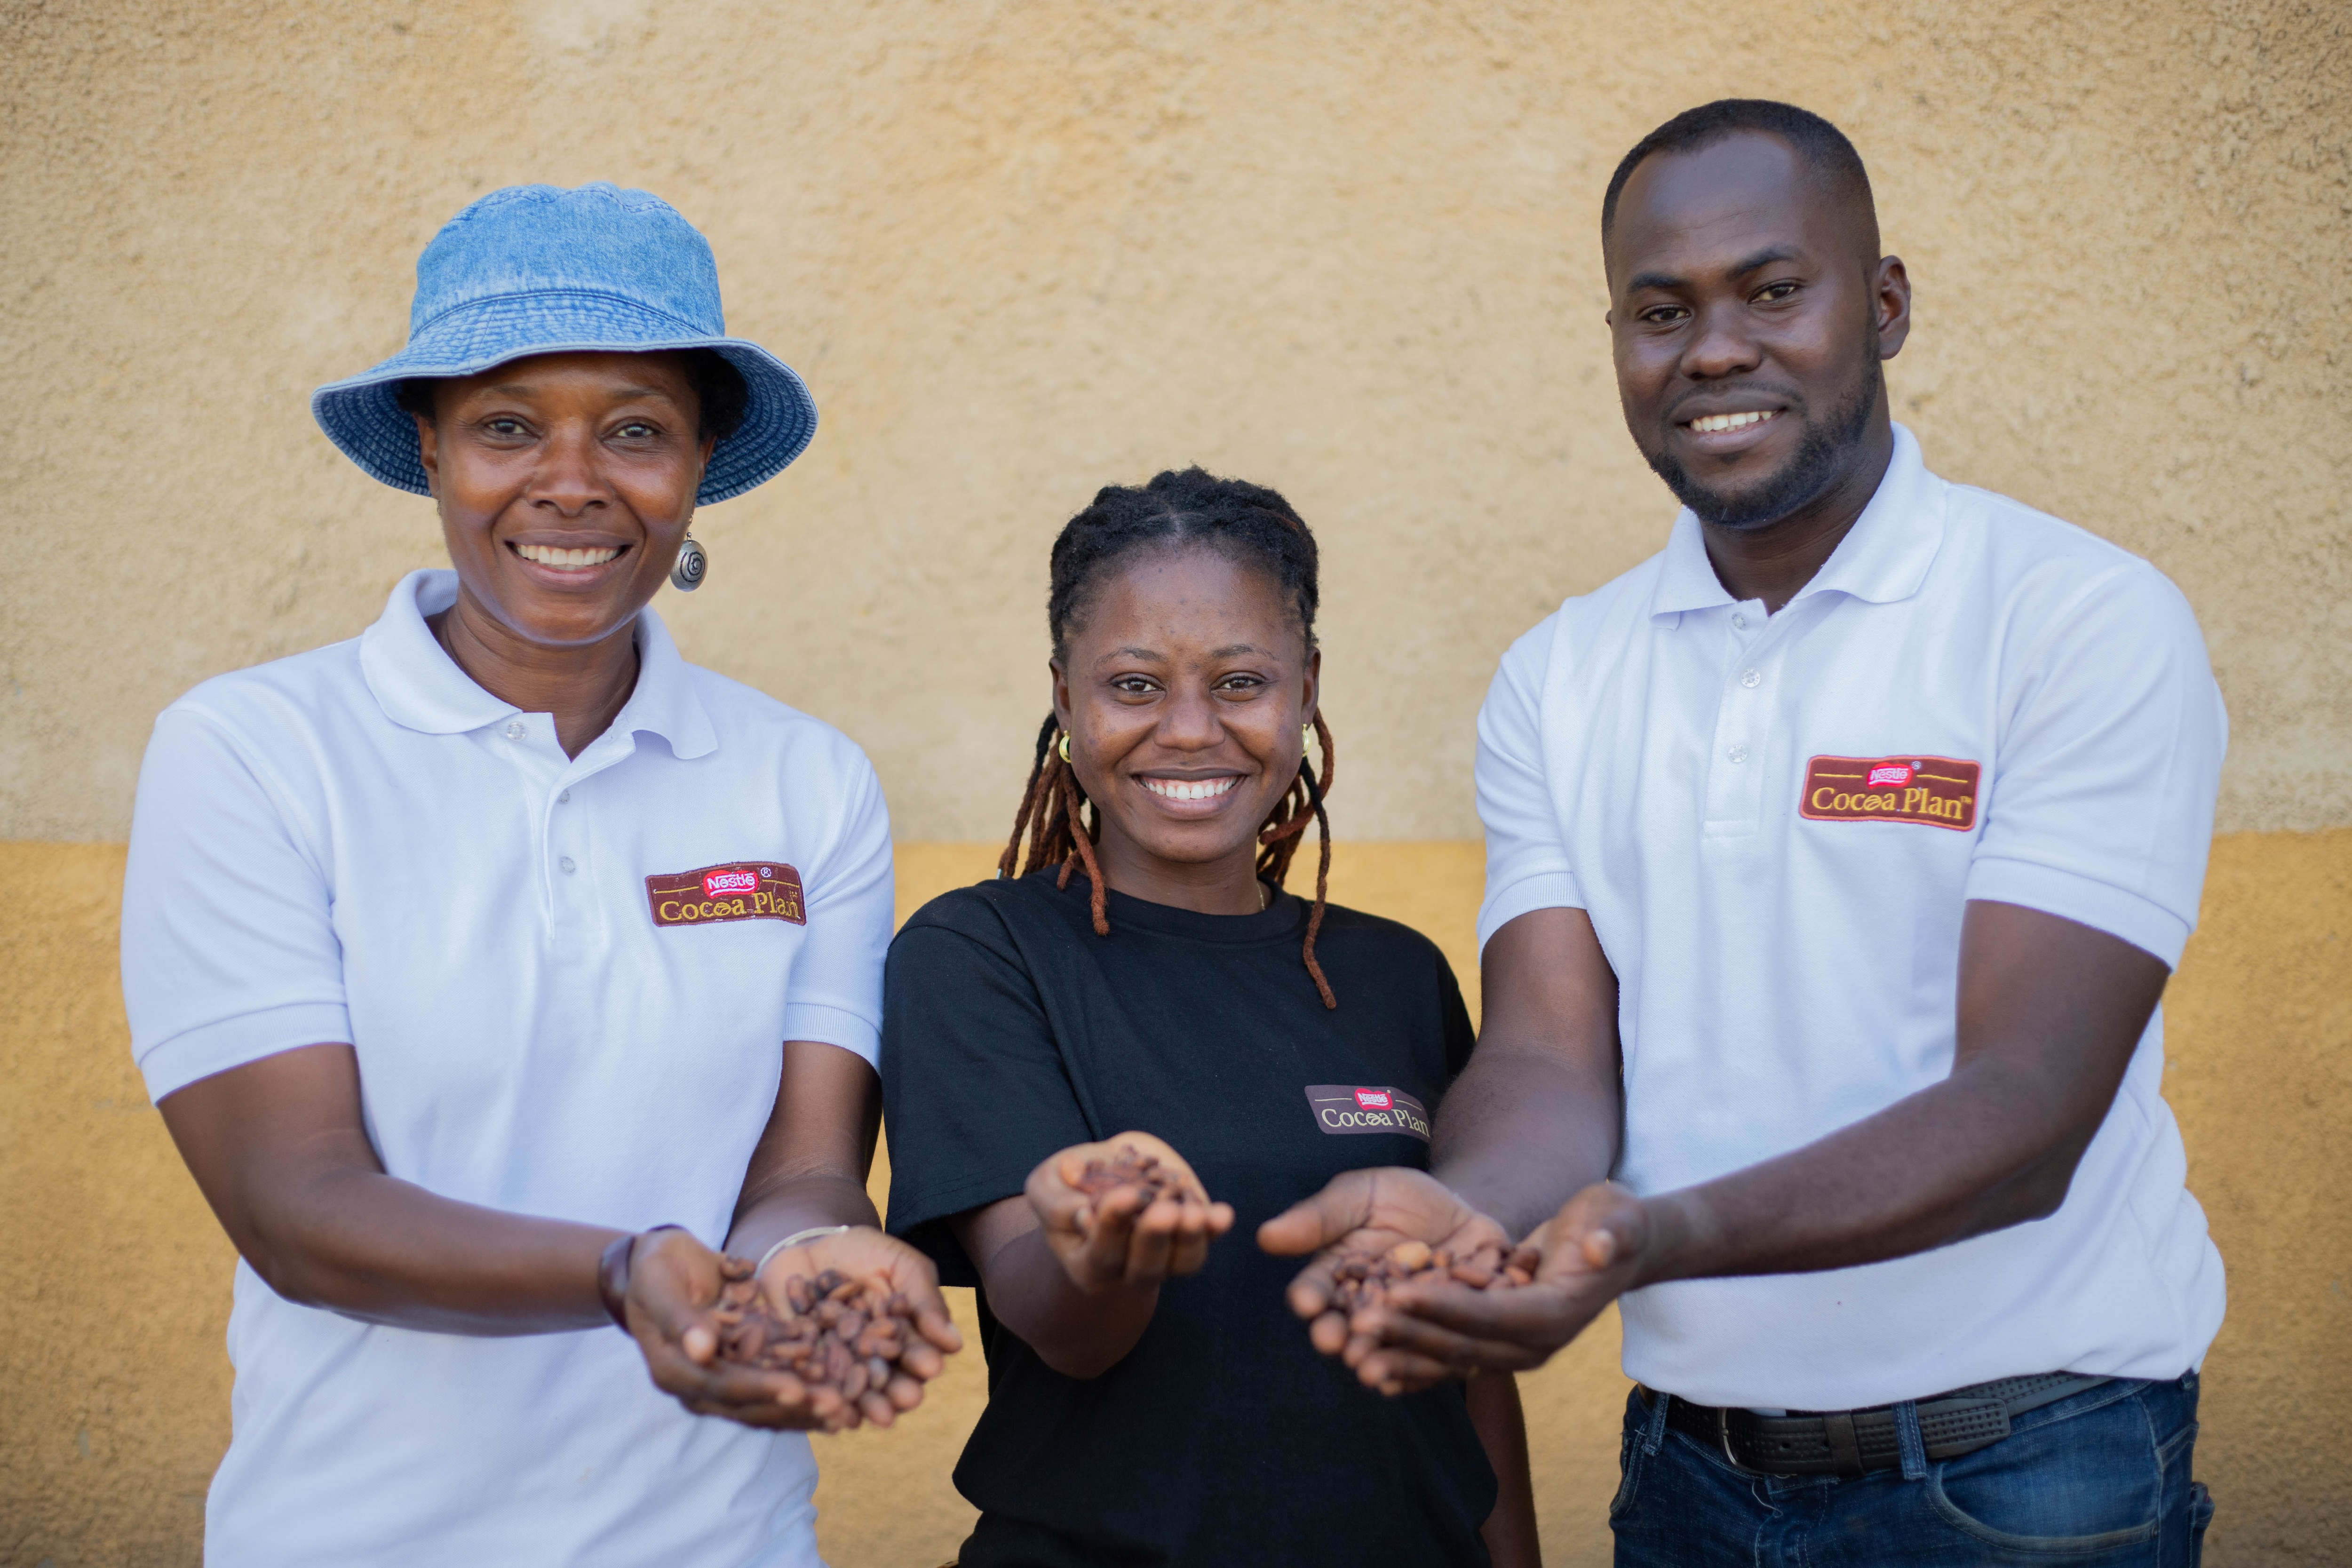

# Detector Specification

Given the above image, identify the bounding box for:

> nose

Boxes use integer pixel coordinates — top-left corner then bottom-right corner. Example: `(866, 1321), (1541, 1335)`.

(1156, 685), (1225, 753)
(527, 420), (611, 517)
(1681, 297), (1763, 383)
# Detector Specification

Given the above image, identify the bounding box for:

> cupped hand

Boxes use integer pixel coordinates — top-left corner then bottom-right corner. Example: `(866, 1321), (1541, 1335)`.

(628, 1226), (963, 1433)
(1026, 1131), (1236, 1295)
(1256, 1167), (1514, 1386)
(754, 1226), (965, 1431)
(1326, 1179), (1651, 1396)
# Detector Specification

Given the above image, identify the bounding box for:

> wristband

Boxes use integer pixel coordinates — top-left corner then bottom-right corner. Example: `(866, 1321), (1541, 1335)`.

(597, 1223), (685, 1330)
(753, 1224), (853, 1278)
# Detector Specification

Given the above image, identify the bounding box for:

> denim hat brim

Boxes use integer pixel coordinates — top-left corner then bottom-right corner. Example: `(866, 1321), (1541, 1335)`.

(311, 290), (817, 505)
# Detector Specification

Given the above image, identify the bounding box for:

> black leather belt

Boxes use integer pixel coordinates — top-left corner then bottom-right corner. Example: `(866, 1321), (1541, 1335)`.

(1650, 1373), (2110, 1477)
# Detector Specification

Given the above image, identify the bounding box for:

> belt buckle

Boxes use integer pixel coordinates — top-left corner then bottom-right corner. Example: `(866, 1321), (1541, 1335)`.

(1717, 1407), (1748, 1472)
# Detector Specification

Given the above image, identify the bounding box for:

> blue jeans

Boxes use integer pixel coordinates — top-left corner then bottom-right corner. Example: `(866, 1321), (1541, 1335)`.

(1611, 1375), (2213, 1565)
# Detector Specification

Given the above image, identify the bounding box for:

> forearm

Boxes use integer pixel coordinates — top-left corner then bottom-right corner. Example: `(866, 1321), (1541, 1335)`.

(1433, 1045), (1618, 1241)
(1468, 1371), (1541, 1568)
(1638, 1052), (2097, 1287)
(724, 1173), (882, 1263)
(977, 1224), (1159, 1380)
(244, 1164), (620, 1335)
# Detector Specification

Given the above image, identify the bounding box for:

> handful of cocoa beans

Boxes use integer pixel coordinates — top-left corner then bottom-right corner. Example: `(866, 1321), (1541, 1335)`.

(1327, 1238), (1539, 1314)
(1067, 1146), (1186, 1207)
(709, 1256), (918, 1408)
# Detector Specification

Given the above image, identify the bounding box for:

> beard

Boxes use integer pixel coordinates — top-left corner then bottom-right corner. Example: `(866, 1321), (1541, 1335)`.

(1643, 351), (1883, 532)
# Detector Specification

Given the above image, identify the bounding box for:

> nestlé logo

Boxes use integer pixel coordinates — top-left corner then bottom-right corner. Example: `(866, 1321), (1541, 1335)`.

(645, 861), (806, 928)
(1304, 1084), (1430, 1142)
(1802, 754), (1981, 832)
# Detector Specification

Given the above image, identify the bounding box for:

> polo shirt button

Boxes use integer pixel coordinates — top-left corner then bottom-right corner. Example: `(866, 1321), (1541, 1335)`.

(504, 721), (526, 740)
(1732, 613), (1748, 629)
(558, 789), (571, 804)
(559, 856), (577, 874)
(1741, 669), (1762, 688)
(1728, 745), (1750, 764)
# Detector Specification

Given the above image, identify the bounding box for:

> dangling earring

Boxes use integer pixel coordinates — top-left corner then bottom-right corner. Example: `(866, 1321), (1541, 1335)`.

(1057, 731), (1073, 764)
(1303, 722), (1315, 754)
(670, 531), (708, 592)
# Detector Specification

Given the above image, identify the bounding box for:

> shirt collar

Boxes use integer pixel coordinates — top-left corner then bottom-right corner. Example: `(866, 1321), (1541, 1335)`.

(1648, 422), (1944, 618)
(360, 569), (718, 759)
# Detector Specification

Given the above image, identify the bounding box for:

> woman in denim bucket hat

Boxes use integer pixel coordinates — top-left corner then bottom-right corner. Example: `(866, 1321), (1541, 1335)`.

(121, 183), (960, 1566)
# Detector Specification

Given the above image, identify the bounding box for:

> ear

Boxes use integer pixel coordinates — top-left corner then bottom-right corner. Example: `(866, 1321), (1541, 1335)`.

(1873, 255), (1912, 360)
(413, 411), (442, 497)
(1049, 659), (1073, 736)
(1301, 647), (1322, 728)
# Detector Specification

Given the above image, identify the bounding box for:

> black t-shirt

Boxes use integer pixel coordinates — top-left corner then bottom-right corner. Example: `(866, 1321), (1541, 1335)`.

(881, 869), (1492, 1568)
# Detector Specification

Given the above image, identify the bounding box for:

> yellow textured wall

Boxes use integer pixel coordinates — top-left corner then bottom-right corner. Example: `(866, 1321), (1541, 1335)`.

(0, 0), (2347, 843)
(4, 1), (2347, 1562)
(4, 835), (2345, 1566)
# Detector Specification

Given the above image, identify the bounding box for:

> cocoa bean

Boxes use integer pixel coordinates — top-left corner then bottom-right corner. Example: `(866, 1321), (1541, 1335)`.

(1071, 1146), (1186, 1208)
(700, 1258), (931, 1419)
(1324, 1238), (1534, 1316)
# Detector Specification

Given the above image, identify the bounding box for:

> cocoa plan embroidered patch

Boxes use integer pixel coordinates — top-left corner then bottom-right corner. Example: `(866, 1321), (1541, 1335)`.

(645, 862), (806, 927)
(1801, 755), (1981, 831)
(1304, 1084), (1432, 1142)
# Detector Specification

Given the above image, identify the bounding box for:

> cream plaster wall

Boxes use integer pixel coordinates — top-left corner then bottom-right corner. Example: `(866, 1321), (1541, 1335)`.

(2, 0), (2347, 844)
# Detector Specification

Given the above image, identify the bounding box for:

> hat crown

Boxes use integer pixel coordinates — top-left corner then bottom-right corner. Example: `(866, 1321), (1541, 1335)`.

(410, 182), (724, 340)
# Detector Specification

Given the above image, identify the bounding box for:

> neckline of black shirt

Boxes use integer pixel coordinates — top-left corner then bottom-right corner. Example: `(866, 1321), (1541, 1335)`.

(1027, 867), (1309, 944)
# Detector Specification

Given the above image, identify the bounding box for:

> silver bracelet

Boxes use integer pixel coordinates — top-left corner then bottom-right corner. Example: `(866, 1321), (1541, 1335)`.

(754, 1224), (853, 1277)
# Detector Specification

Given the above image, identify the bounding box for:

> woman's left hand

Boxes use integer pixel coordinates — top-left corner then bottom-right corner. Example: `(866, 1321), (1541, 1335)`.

(625, 1226), (962, 1433)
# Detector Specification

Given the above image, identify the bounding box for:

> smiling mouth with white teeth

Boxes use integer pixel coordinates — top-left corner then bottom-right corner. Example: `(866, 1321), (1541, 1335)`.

(1686, 410), (1778, 433)
(1143, 776), (1239, 803)
(513, 542), (624, 568)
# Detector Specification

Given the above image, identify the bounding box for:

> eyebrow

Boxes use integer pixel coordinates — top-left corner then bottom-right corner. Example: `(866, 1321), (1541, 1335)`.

(1624, 246), (1805, 294)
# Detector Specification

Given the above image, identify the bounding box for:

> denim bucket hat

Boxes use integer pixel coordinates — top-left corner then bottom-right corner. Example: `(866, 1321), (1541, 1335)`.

(311, 182), (815, 505)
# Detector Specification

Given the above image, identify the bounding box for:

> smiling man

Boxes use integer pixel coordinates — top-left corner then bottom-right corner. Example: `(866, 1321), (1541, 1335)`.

(1264, 100), (2225, 1561)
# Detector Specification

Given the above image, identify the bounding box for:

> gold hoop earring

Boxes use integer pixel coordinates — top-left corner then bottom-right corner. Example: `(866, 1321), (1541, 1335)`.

(1057, 731), (1072, 764)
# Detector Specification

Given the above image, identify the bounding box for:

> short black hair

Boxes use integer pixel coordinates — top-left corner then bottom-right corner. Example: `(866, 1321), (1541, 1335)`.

(1047, 466), (1319, 659)
(1601, 99), (1875, 245)
(391, 346), (748, 442)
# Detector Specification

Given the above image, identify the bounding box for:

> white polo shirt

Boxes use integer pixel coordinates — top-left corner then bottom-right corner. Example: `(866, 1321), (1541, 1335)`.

(1476, 426), (2226, 1412)
(121, 569), (894, 1567)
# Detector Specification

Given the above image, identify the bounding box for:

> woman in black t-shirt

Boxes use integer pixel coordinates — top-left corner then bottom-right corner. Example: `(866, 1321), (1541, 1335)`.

(881, 469), (1540, 1567)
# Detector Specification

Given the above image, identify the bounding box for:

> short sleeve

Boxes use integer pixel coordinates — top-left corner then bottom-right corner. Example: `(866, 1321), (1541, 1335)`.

(1436, 949), (1477, 1080)
(121, 708), (353, 1102)
(778, 753), (895, 1067)
(1475, 615), (1583, 955)
(879, 906), (1094, 1286)
(1965, 565), (2225, 968)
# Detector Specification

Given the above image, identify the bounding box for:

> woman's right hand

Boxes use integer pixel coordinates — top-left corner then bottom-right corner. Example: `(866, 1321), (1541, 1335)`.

(1024, 1132), (1235, 1295)
(620, 1227), (863, 1432)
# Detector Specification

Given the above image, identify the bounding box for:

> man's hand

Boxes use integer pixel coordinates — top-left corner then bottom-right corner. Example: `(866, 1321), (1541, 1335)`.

(1333, 1181), (1650, 1394)
(1027, 1132), (1235, 1295)
(1257, 1167), (1513, 1388)
(628, 1226), (962, 1433)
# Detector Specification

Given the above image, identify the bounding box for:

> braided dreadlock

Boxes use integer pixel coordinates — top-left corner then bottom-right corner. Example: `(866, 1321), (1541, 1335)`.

(997, 467), (1340, 1008)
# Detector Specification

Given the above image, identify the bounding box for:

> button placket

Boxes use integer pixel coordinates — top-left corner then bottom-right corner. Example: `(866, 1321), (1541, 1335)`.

(1705, 606), (1775, 831)
(540, 731), (642, 939)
